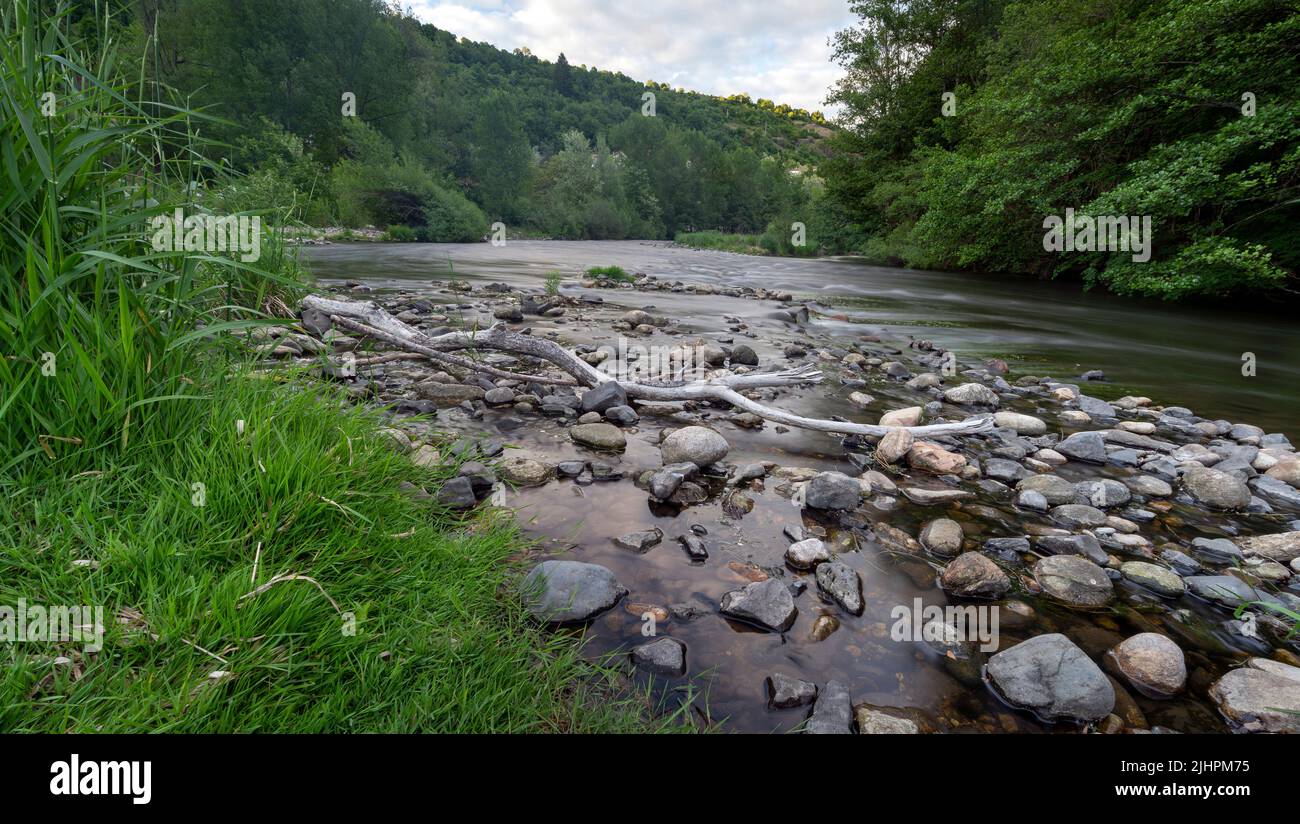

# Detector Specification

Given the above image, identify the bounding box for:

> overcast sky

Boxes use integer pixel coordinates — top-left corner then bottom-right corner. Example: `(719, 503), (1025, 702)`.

(407, 0), (857, 114)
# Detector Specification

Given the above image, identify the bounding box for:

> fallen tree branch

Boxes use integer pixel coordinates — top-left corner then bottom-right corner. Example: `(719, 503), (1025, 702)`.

(300, 294), (996, 438)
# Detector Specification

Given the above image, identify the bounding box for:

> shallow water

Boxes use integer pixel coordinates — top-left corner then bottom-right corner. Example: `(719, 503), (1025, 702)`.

(303, 239), (1299, 434)
(301, 240), (1299, 732)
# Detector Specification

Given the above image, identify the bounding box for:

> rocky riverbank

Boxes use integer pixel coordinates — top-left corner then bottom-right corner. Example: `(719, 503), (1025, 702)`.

(251, 267), (1300, 733)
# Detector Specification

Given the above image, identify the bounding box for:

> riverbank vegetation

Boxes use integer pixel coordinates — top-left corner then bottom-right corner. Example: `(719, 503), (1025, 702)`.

(0, 0), (682, 733)
(821, 0), (1299, 299)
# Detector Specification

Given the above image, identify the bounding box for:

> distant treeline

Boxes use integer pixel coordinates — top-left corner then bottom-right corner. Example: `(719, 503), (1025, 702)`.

(98, 0), (832, 243)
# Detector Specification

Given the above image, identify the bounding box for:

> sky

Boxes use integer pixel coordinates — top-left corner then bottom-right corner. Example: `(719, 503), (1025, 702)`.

(406, 0), (858, 115)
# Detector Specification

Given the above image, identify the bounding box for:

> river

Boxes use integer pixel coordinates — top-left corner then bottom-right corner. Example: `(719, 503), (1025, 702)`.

(302, 240), (1298, 434)
(300, 239), (1299, 732)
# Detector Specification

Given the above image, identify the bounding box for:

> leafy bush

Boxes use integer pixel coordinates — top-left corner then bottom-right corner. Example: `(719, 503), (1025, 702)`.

(586, 265), (632, 282)
(386, 224), (418, 242)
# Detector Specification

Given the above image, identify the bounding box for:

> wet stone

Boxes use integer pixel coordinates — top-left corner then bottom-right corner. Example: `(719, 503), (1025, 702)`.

(720, 578), (797, 632)
(1049, 504), (1109, 529)
(767, 673), (818, 709)
(940, 552), (1011, 598)
(630, 637), (685, 676)
(785, 538), (830, 571)
(1033, 555), (1114, 607)
(805, 680), (853, 734)
(804, 471), (863, 510)
(985, 633), (1115, 723)
(1119, 562), (1185, 597)
(521, 560), (626, 623)
(614, 527), (664, 552)
(815, 561), (864, 615)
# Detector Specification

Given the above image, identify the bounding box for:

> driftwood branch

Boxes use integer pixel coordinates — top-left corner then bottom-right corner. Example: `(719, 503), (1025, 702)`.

(300, 294), (995, 438)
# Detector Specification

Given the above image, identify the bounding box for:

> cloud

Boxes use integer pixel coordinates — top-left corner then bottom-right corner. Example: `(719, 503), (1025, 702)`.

(406, 0), (855, 113)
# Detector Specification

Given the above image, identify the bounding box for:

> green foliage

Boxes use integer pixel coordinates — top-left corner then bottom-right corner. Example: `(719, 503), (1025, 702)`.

(544, 270), (563, 295)
(385, 224), (418, 242)
(0, 0), (298, 469)
(586, 265), (632, 282)
(824, 0), (1300, 299)
(131, 0), (828, 241)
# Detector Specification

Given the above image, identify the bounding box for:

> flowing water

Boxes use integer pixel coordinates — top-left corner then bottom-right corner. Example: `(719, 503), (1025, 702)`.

(301, 240), (1300, 732)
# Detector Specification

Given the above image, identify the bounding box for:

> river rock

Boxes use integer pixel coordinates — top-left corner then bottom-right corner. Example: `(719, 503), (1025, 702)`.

(1033, 555), (1114, 607)
(720, 578), (796, 631)
(984, 458), (1030, 484)
(985, 633), (1115, 722)
(660, 426), (729, 467)
(767, 673), (817, 709)
(1017, 474), (1077, 506)
(729, 344), (759, 366)
(902, 486), (974, 505)
(994, 411), (1047, 435)
(1049, 504), (1108, 529)
(1209, 661), (1300, 732)
(1057, 431), (1108, 464)
(569, 422), (627, 451)
(944, 382), (1000, 407)
(522, 560), (626, 623)
(1236, 531), (1300, 563)
(630, 637), (685, 675)
(1182, 464), (1251, 509)
(1253, 475), (1300, 508)
(908, 441), (967, 474)
(1037, 534), (1107, 565)
(786, 538), (830, 570)
(614, 527), (664, 552)
(1124, 475), (1172, 497)
(580, 382), (628, 413)
(804, 471), (862, 510)
(805, 680), (852, 734)
(1119, 561), (1185, 597)
(1185, 575), (1275, 608)
(940, 552), (1010, 598)
(875, 428), (913, 464)
(920, 518), (964, 556)
(435, 476), (477, 509)
(1107, 633), (1186, 697)
(1073, 479), (1131, 508)
(414, 381), (485, 406)
(497, 457), (553, 487)
(855, 706), (920, 734)
(879, 406), (923, 427)
(816, 561), (864, 615)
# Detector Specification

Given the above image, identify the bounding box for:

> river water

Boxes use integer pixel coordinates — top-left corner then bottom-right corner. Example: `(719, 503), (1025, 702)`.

(303, 240), (1298, 434)
(301, 240), (1299, 733)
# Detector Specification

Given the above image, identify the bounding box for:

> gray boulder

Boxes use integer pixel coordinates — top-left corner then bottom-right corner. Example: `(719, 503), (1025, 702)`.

(720, 578), (797, 631)
(1033, 555), (1114, 607)
(805, 680), (853, 734)
(985, 633), (1115, 722)
(660, 426), (730, 467)
(521, 560), (627, 623)
(804, 471), (863, 510)
(630, 637), (686, 675)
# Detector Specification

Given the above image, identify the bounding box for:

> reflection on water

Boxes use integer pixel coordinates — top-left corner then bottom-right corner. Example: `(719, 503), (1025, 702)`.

(301, 240), (1298, 732)
(303, 240), (1298, 434)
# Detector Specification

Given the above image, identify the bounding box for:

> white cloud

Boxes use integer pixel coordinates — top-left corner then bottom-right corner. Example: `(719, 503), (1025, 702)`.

(407, 0), (855, 114)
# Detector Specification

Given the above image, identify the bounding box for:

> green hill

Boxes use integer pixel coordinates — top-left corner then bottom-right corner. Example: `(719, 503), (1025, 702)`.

(118, 0), (832, 239)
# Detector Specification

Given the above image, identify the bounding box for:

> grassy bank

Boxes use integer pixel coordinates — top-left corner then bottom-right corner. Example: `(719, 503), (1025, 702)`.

(0, 371), (678, 732)
(0, 0), (678, 733)
(675, 229), (821, 258)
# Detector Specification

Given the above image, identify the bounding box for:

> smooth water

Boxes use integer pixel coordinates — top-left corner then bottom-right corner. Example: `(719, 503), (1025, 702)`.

(300, 239), (1299, 732)
(302, 239), (1298, 435)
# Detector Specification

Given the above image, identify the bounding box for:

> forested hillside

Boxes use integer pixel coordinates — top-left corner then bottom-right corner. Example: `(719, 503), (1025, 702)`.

(822, 0), (1299, 299)
(121, 0), (830, 240)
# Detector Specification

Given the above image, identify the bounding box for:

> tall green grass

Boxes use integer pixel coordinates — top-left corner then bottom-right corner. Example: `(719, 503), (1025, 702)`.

(0, 2), (694, 733)
(0, 0), (297, 474)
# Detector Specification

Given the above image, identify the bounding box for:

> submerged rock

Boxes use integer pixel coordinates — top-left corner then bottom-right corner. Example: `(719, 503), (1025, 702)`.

(985, 633), (1115, 722)
(940, 552), (1011, 598)
(1119, 561), (1185, 597)
(785, 538), (830, 570)
(919, 518), (964, 556)
(1033, 555), (1114, 607)
(630, 637), (686, 675)
(805, 680), (853, 734)
(767, 673), (818, 709)
(720, 578), (797, 631)
(1106, 633), (1186, 698)
(521, 560), (626, 623)
(1236, 531), (1300, 563)
(660, 425), (730, 467)
(814, 561), (863, 615)
(1209, 660), (1300, 733)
